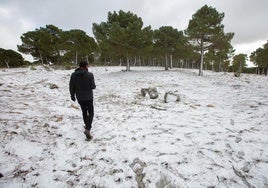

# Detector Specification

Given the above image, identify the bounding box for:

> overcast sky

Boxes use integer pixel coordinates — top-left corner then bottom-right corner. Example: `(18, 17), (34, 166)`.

(1, 0), (267, 62)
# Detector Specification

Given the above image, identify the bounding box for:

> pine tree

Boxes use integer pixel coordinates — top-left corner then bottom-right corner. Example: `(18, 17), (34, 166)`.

(186, 5), (233, 76)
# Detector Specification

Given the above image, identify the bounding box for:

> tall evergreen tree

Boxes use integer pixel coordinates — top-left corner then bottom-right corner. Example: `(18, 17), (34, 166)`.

(232, 54), (247, 73)
(154, 26), (182, 70)
(93, 10), (150, 71)
(186, 5), (232, 76)
(17, 30), (44, 63)
(250, 41), (268, 75)
(204, 49), (216, 70)
(61, 29), (96, 64)
(175, 34), (196, 68)
(18, 25), (63, 64)
(212, 32), (234, 71)
(40, 25), (63, 64)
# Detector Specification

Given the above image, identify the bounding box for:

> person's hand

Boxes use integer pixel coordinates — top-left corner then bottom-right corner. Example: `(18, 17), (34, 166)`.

(71, 96), (76, 102)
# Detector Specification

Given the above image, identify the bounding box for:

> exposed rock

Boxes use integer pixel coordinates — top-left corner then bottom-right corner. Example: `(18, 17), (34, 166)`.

(141, 87), (159, 99)
(49, 83), (59, 89)
(70, 104), (79, 110)
(164, 91), (180, 103)
(148, 87), (159, 99)
(156, 174), (176, 188)
(56, 116), (63, 122)
(235, 137), (242, 143)
(110, 168), (123, 175)
(151, 105), (167, 111)
(130, 158), (147, 188)
(141, 88), (149, 97)
(189, 104), (201, 109)
(234, 72), (241, 77)
(241, 162), (251, 173)
(237, 151), (245, 159)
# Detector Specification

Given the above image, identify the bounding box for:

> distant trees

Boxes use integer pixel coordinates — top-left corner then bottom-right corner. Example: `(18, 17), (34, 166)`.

(250, 41), (268, 75)
(17, 25), (96, 65)
(186, 5), (234, 76)
(17, 25), (62, 65)
(232, 54), (247, 74)
(8, 6), (245, 74)
(93, 10), (153, 71)
(93, 10), (196, 71)
(0, 48), (26, 68)
(154, 26), (183, 70)
(61, 29), (97, 64)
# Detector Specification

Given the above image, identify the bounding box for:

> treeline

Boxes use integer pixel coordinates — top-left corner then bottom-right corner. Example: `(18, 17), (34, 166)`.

(0, 48), (28, 68)
(16, 25), (96, 66)
(250, 42), (268, 75)
(0, 5), (267, 75)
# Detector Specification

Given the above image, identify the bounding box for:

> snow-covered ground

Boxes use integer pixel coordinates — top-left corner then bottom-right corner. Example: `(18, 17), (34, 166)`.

(0, 66), (267, 188)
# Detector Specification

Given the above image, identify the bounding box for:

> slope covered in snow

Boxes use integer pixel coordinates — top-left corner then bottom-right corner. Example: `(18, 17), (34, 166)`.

(0, 66), (267, 187)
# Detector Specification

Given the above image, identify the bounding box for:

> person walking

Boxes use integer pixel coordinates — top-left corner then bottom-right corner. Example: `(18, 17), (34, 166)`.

(69, 61), (96, 140)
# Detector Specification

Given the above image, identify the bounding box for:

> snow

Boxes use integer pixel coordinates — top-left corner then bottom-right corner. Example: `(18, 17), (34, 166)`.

(0, 66), (268, 187)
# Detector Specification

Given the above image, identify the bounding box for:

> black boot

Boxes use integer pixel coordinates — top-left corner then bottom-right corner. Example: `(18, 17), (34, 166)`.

(84, 129), (93, 140)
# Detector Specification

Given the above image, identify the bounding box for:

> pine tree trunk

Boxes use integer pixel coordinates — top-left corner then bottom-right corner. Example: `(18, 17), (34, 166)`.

(134, 56), (137, 66)
(199, 39), (204, 76)
(5, 60), (10, 68)
(39, 50), (44, 65)
(126, 56), (130, 71)
(75, 51), (78, 65)
(219, 58), (222, 72)
(165, 53), (168, 70)
(86, 55), (89, 64)
(170, 55), (173, 69)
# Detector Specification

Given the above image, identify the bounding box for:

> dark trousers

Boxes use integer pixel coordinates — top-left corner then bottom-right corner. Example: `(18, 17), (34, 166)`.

(78, 100), (94, 131)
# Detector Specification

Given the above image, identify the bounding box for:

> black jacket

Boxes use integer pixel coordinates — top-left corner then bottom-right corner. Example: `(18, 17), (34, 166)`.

(69, 68), (96, 101)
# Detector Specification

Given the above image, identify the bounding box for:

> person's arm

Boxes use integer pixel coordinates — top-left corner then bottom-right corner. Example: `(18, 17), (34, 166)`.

(69, 74), (76, 101)
(90, 74), (96, 89)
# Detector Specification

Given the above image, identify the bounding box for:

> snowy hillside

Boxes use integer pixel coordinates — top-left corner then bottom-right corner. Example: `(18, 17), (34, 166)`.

(0, 66), (267, 188)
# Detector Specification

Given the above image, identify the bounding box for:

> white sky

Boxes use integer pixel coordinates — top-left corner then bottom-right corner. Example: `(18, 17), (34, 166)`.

(0, 0), (267, 63)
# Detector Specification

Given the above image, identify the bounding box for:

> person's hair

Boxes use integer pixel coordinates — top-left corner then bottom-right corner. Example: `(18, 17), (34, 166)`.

(79, 61), (88, 67)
